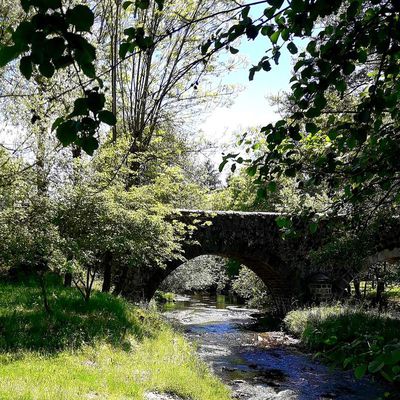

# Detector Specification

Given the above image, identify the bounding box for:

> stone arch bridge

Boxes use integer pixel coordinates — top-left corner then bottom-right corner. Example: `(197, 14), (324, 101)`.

(120, 210), (400, 312)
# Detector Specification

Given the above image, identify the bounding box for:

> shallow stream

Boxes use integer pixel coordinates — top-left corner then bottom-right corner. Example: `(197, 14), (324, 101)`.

(162, 294), (392, 400)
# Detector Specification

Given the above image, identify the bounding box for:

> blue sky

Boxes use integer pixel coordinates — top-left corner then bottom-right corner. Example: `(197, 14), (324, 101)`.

(200, 4), (294, 148)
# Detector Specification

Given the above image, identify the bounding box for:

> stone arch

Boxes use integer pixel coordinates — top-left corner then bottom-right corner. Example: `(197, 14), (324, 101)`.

(119, 210), (400, 312)
(141, 252), (295, 313)
(121, 210), (307, 313)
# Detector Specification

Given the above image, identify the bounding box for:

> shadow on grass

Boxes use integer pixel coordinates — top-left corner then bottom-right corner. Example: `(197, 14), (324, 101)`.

(0, 278), (159, 354)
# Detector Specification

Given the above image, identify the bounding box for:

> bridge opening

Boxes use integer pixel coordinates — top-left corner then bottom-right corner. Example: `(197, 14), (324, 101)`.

(154, 255), (272, 310)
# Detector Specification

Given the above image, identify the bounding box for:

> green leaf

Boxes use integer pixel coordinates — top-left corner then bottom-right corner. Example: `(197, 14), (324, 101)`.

(219, 159), (228, 172)
(241, 5), (250, 19)
(270, 30), (280, 44)
(80, 136), (99, 156)
(276, 216), (290, 228)
(98, 110), (117, 126)
(257, 187), (267, 199)
(229, 46), (239, 54)
(268, 0), (283, 7)
(51, 117), (64, 132)
(262, 60), (271, 71)
(267, 181), (277, 192)
(309, 221), (318, 234)
(261, 26), (273, 36)
(20, 56), (33, 79)
(343, 62), (355, 75)
(246, 25), (259, 40)
(12, 21), (34, 44)
(21, 0), (31, 12)
(39, 61), (55, 78)
(305, 108), (320, 118)
(0, 45), (20, 67)
(87, 92), (105, 112)
(53, 55), (73, 69)
(155, 0), (164, 10)
(119, 42), (134, 58)
(281, 28), (289, 41)
(305, 122), (318, 134)
(368, 359), (385, 374)
(314, 93), (327, 110)
(246, 165), (257, 176)
(355, 365), (367, 379)
(80, 63), (96, 78)
(72, 39), (96, 65)
(291, 0), (305, 12)
(335, 79), (347, 93)
(136, 0), (150, 10)
(287, 42), (298, 54)
(122, 1), (133, 9)
(285, 167), (296, 177)
(71, 98), (88, 117)
(46, 37), (66, 60)
(358, 49), (367, 63)
(66, 5), (94, 32)
(56, 120), (78, 146)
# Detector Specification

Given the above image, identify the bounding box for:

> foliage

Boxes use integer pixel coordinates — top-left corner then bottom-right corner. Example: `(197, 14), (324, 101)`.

(284, 305), (400, 383)
(207, 0), (400, 220)
(0, 0), (236, 157)
(160, 256), (271, 309)
(231, 267), (270, 308)
(160, 255), (230, 294)
(154, 290), (176, 303)
(0, 152), (64, 278)
(0, 1), (115, 154)
(0, 279), (230, 400)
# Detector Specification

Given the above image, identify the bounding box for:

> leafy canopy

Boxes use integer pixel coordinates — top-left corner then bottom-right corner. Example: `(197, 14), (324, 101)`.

(206, 0), (400, 216)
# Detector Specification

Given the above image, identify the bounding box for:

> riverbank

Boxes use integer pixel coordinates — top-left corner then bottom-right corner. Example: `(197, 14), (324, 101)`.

(0, 280), (230, 400)
(162, 294), (393, 400)
(284, 305), (400, 387)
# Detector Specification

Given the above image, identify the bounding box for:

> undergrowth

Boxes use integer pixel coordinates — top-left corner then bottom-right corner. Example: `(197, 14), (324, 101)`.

(284, 305), (400, 385)
(0, 278), (230, 400)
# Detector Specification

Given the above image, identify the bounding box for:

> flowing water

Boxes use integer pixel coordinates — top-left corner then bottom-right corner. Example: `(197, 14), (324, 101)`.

(162, 294), (393, 400)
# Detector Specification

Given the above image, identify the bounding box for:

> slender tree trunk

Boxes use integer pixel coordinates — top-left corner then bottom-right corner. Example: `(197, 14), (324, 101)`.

(353, 280), (361, 299)
(64, 146), (82, 286)
(64, 272), (72, 287)
(111, 0), (120, 143)
(38, 272), (51, 315)
(376, 280), (385, 311)
(102, 251), (113, 293)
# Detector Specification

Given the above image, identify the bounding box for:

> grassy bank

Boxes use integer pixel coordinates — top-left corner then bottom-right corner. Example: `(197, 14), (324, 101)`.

(0, 279), (230, 400)
(284, 305), (400, 384)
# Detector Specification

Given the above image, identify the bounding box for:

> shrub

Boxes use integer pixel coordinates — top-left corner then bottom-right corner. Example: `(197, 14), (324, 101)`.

(284, 305), (400, 383)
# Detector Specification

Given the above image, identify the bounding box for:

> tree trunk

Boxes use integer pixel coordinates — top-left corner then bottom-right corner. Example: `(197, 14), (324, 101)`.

(102, 251), (113, 293)
(64, 272), (72, 287)
(112, 266), (128, 296)
(376, 280), (385, 311)
(38, 272), (51, 315)
(353, 280), (361, 299)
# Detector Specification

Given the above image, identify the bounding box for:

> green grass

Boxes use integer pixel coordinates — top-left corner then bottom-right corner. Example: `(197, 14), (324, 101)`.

(0, 279), (231, 400)
(385, 286), (400, 300)
(284, 305), (400, 384)
(284, 305), (400, 346)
